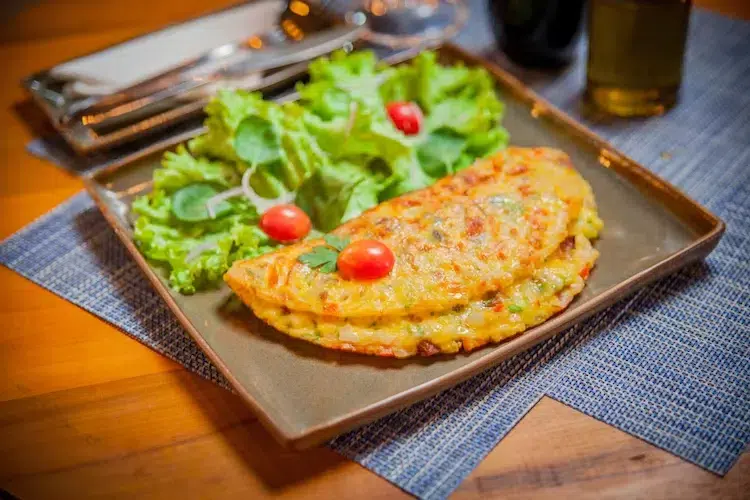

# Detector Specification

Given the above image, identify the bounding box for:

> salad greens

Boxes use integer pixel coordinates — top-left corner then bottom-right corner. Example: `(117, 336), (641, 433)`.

(171, 184), (231, 222)
(133, 50), (509, 293)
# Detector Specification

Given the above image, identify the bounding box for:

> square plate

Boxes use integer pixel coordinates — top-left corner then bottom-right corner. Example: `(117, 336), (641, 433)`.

(83, 44), (724, 450)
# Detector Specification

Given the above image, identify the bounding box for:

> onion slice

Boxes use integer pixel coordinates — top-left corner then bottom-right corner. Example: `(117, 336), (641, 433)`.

(205, 187), (243, 219)
(344, 101), (359, 138)
(240, 166), (294, 213)
(185, 241), (219, 263)
(205, 165), (294, 218)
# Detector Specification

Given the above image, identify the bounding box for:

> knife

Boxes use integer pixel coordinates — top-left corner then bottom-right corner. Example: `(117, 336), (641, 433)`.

(61, 23), (364, 127)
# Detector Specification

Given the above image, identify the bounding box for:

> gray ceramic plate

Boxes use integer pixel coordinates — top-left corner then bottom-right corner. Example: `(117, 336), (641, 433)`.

(83, 44), (724, 450)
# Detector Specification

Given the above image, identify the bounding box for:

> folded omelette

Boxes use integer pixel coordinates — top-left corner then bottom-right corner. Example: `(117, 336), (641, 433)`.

(225, 147), (603, 357)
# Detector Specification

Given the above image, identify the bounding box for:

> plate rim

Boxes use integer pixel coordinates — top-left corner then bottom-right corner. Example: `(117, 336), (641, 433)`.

(83, 42), (726, 450)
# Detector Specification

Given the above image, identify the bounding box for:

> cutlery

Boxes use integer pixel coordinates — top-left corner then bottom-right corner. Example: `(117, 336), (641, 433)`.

(59, 0), (360, 126)
(64, 23), (363, 131)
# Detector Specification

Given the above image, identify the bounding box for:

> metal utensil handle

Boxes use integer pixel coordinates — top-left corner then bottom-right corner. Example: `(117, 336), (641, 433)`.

(80, 24), (364, 130)
(59, 40), (253, 124)
(58, 27), (291, 126)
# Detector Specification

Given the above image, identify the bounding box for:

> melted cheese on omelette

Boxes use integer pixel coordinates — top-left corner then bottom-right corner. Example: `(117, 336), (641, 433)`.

(224, 147), (603, 357)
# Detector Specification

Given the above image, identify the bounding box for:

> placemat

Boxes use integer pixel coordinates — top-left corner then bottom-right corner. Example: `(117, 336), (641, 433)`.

(5, 7), (750, 499)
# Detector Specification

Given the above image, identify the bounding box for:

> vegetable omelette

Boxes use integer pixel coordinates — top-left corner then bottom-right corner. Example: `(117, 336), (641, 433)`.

(225, 147), (603, 357)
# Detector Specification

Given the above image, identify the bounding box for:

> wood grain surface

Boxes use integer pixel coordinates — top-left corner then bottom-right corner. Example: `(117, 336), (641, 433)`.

(1, 1), (748, 498)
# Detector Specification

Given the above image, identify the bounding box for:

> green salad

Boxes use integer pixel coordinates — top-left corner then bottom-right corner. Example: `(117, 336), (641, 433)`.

(132, 50), (509, 293)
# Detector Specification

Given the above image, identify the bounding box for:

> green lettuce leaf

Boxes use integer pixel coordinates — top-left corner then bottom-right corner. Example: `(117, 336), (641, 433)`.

(307, 49), (379, 83)
(295, 160), (381, 232)
(188, 90), (315, 198)
(188, 90), (270, 162)
(378, 152), (434, 200)
(379, 63), (418, 104)
(417, 129), (467, 178)
(132, 207), (273, 294)
(465, 127), (510, 158)
(302, 104), (411, 163)
(154, 145), (238, 193)
(132, 175), (270, 293)
(299, 50), (394, 122)
(413, 51), (474, 112)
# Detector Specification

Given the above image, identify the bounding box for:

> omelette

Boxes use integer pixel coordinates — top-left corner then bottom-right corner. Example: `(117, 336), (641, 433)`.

(225, 147), (603, 357)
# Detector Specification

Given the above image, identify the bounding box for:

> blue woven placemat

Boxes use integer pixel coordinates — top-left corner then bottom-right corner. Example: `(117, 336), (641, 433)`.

(4, 8), (750, 499)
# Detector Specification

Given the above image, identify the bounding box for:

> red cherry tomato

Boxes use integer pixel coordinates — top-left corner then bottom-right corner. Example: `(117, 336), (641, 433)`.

(259, 204), (311, 243)
(386, 102), (423, 136)
(337, 240), (395, 280)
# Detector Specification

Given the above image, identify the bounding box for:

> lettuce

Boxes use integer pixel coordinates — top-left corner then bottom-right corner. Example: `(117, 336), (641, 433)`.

(378, 152), (435, 200)
(188, 90), (269, 163)
(132, 202), (273, 294)
(188, 91), (316, 198)
(381, 51), (509, 164)
(302, 106), (411, 165)
(133, 139), (272, 293)
(308, 50), (379, 82)
(154, 146), (238, 193)
(295, 160), (381, 232)
(417, 129), (467, 178)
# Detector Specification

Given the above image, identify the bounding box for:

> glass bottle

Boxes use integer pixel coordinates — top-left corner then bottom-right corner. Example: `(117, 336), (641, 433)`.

(489, 0), (587, 69)
(586, 0), (692, 117)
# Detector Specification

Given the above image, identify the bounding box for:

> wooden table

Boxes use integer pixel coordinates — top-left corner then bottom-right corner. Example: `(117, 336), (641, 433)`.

(1, 1), (748, 498)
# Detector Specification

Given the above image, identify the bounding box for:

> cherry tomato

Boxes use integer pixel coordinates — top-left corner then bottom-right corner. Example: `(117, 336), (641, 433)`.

(259, 204), (311, 243)
(337, 240), (396, 280)
(386, 102), (423, 136)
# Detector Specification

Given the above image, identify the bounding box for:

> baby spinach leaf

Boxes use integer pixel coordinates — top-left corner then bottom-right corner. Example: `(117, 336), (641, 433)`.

(171, 183), (231, 222)
(234, 116), (282, 167)
(417, 129), (467, 178)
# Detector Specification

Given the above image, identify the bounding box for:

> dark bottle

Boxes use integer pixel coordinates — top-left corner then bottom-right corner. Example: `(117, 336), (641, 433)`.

(489, 0), (587, 69)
